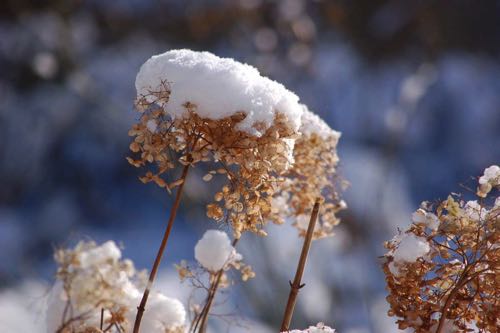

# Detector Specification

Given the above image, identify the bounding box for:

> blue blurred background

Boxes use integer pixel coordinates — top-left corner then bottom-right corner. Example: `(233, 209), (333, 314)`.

(0, 1), (499, 332)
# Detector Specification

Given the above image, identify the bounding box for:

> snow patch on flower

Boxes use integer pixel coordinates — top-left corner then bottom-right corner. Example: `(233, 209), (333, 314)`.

(47, 240), (186, 332)
(477, 165), (500, 197)
(194, 230), (242, 271)
(464, 200), (487, 221)
(135, 49), (303, 136)
(412, 208), (439, 231)
(299, 106), (341, 140)
(135, 293), (186, 332)
(393, 234), (430, 263)
(285, 322), (336, 333)
(389, 233), (430, 276)
(77, 240), (121, 269)
(478, 165), (500, 185)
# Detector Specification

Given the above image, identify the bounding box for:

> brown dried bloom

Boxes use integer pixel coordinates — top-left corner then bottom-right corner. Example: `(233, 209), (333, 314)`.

(129, 87), (301, 238)
(382, 166), (500, 333)
(271, 107), (346, 239)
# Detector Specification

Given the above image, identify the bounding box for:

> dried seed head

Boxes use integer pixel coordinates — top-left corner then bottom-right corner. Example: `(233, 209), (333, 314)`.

(382, 167), (500, 332)
(129, 86), (300, 237)
(270, 107), (346, 239)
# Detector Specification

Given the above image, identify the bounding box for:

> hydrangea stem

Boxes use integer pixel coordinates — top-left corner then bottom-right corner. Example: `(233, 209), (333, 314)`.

(435, 268), (487, 333)
(133, 163), (190, 333)
(280, 198), (321, 332)
(195, 237), (240, 333)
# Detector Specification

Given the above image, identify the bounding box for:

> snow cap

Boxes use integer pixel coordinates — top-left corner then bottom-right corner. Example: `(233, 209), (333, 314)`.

(135, 49), (303, 136)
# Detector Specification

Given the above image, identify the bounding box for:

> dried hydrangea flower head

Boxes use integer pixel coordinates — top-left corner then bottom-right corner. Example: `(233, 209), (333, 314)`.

(382, 165), (500, 333)
(47, 241), (186, 333)
(129, 49), (304, 237)
(271, 106), (345, 239)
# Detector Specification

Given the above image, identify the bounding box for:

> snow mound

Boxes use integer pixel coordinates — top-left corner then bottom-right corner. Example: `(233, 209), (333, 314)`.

(393, 233), (430, 263)
(137, 293), (186, 332)
(299, 106), (341, 140)
(135, 49), (303, 136)
(194, 230), (241, 271)
(285, 322), (336, 333)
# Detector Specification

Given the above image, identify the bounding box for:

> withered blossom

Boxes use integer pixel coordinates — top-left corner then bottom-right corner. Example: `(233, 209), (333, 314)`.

(383, 166), (500, 333)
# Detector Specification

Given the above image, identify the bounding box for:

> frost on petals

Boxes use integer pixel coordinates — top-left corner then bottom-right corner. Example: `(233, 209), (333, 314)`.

(194, 230), (242, 272)
(284, 322), (336, 333)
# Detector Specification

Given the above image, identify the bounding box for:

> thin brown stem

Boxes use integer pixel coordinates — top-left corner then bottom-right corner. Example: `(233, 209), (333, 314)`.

(196, 237), (240, 333)
(133, 163), (191, 333)
(280, 198), (321, 332)
(100, 308), (104, 330)
(435, 268), (489, 333)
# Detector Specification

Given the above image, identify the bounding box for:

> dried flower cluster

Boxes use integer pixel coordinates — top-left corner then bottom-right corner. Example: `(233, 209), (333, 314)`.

(174, 230), (255, 332)
(48, 241), (186, 333)
(128, 102), (297, 238)
(271, 107), (346, 238)
(382, 166), (500, 332)
(126, 49), (344, 332)
(129, 50), (344, 240)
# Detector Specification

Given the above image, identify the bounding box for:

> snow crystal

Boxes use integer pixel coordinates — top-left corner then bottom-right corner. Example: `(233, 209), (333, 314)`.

(135, 49), (303, 136)
(393, 234), (430, 263)
(136, 293), (186, 332)
(299, 105), (341, 140)
(194, 230), (242, 271)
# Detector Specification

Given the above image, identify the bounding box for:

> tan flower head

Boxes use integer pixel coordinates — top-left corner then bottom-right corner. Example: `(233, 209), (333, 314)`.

(129, 50), (305, 238)
(382, 167), (500, 332)
(271, 106), (346, 239)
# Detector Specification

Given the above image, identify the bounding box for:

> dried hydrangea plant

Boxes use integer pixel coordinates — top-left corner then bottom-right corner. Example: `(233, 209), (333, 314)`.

(382, 165), (500, 333)
(126, 49), (346, 333)
(175, 230), (255, 332)
(130, 49), (303, 238)
(47, 50), (345, 333)
(129, 49), (308, 332)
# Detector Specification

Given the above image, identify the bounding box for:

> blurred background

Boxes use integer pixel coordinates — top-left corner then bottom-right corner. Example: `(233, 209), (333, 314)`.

(0, 0), (499, 332)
